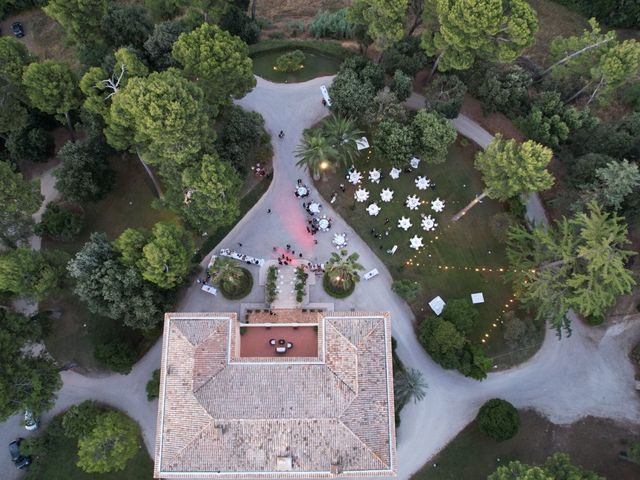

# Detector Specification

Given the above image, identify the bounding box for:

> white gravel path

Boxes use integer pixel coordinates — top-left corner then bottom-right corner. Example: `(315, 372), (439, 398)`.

(2, 76), (639, 480)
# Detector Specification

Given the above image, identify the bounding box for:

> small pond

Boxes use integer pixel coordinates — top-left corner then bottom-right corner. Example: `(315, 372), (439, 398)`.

(251, 47), (342, 83)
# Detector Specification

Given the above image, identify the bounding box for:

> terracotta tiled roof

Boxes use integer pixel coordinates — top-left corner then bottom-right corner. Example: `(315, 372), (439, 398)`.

(154, 311), (396, 479)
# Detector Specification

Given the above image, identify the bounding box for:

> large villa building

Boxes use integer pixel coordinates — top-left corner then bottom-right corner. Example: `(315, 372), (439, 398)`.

(154, 309), (397, 479)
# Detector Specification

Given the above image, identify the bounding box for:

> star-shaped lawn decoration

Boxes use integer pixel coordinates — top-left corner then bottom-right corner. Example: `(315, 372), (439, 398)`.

(366, 203), (381, 216)
(380, 188), (394, 202)
(410, 235), (424, 250)
(431, 197), (445, 212)
(398, 216), (413, 231)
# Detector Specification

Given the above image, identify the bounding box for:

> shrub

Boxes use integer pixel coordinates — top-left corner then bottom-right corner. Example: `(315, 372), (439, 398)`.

(146, 369), (160, 401)
(286, 20), (305, 37)
(309, 9), (354, 39)
(219, 268), (253, 300)
(391, 279), (422, 301)
(322, 274), (355, 298)
(6, 127), (54, 163)
(35, 202), (84, 241)
(391, 69), (413, 102)
(442, 299), (479, 335)
(267, 31), (285, 40)
(381, 37), (429, 76)
(294, 266), (308, 303)
(476, 398), (520, 441)
(424, 74), (467, 119)
(61, 401), (101, 439)
(93, 337), (138, 374)
(274, 49), (306, 72)
(629, 442), (640, 462)
(624, 81), (640, 112)
(216, 105), (268, 175)
(265, 266), (278, 304)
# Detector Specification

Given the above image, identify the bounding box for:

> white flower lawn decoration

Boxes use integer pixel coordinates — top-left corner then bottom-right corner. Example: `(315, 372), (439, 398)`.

(366, 203), (381, 216)
(431, 197), (445, 212)
(406, 194), (421, 211)
(421, 215), (437, 231)
(410, 235), (424, 250)
(368, 169), (381, 184)
(390, 167), (401, 179)
(348, 170), (362, 185)
(354, 188), (369, 202)
(398, 216), (412, 231)
(380, 188), (394, 202)
(415, 176), (431, 190)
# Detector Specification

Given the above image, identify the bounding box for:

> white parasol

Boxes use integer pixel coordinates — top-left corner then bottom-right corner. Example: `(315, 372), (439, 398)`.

(398, 216), (413, 231)
(380, 188), (394, 202)
(348, 170), (362, 185)
(317, 217), (331, 231)
(366, 203), (381, 216)
(415, 176), (431, 190)
(410, 157), (420, 169)
(431, 197), (445, 212)
(332, 232), (347, 247)
(421, 215), (437, 231)
(410, 235), (424, 250)
(368, 168), (381, 184)
(354, 188), (370, 202)
(406, 194), (421, 210)
(308, 202), (321, 214)
(390, 167), (401, 179)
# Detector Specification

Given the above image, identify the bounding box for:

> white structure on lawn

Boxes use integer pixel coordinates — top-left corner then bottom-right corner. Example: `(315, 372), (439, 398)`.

(380, 188), (394, 202)
(415, 176), (431, 190)
(389, 167), (401, 179)
(406, 195), (421, 211)
(409, 235), (424, 250)
(354, 188), (370, 202)
(348, 170), (362, 185)
(369, 169), (381, 184)
(398, 217), (412, 231)
(431, 197), (445, 212)
(421, 215), (437, 231)
(366, 203), (381, 216)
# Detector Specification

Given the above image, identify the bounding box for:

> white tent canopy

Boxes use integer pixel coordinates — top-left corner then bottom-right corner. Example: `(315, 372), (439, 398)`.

(421, 215), (437, 231)
(366, 203), (381, 216)
(431, 197), (445, 212)
(406, 194), (421, 210)
(380, 188), (394, 202)
(348, 170), (362, 185)
(356, 136), (370, 150)
(398, 216), (412, 231)
(415, 176), (431, 190)
(354, 188), (370, 202)
(409, 235), (424, 250)
(429, 296), (446, 315)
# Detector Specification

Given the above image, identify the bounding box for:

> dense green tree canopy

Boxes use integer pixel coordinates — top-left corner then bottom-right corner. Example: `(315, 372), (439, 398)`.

(507, 202), (636, 332)
(349, 0), (408, 52)
(295, 129), (339, 178)
(113, 228), (148, 267)
(0, 309), (62, 420)
(412, 110), (457, 164)
(178, 154), (242, 231)
(22, 61), (82, 135)
(43, 0), (107, 44)
(476, 135), (554, 201)
(100, 4), (153, 49)
(6, 127), (54, 164)
(172, 23), (255, 110)
(0, 160), (42, 247)
(62, 401), (101, 439)
(488, 453), (604, 480)
(0, 248), (66, 300)
(144, 20), (191, 71)
(0, 37), (32, 85)
(53, 138), (115, 203)
(138, 222), (194, 289)
(328, 68), (376, 120)
(589, 159), (640, 210)
(476, 398), (520, 441)
(76, 411), (139, 473)
(374, 119), (416, 166)
(424, 74), (467, 118)
(421, 0), (538, 72)
(0, 81), (30, 137)
(106, 68), (211, 166)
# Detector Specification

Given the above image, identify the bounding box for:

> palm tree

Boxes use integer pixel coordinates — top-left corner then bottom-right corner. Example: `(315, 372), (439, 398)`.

(324, 249), (364, 290)
(394, 367), (428, 407)
(295, 129), (338, 180)
(210, 257), (244, 289)
(322, 115), (363, 167)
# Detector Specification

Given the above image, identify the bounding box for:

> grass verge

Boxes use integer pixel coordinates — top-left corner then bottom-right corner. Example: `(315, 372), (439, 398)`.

(220, 268), (254, 300)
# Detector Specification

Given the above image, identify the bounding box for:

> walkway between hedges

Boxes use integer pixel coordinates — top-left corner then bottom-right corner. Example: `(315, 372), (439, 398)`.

(2, 76), (639, 480)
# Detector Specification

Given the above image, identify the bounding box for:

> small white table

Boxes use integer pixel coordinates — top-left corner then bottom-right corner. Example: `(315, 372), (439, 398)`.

(471, 292), (485, 304)
(429, 296), (445, 315)
(201, 285), (218, 296)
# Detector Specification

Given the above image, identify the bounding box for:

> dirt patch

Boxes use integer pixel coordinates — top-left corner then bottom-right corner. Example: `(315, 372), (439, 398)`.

(0, 8), (77, 65)
(460, 94), (525, 142)
(414, 409), (640, 480)
(255, 0), (349, 21)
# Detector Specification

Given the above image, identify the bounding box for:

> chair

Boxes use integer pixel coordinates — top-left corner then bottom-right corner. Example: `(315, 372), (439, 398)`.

(269, 339), (276, 346)
(287, 342), (293, 349)
(276, 347), (286, 354)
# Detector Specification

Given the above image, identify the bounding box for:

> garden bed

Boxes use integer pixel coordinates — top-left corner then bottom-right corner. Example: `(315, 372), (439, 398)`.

(219, 268), (254, 300)
(322, 274), (355, 298)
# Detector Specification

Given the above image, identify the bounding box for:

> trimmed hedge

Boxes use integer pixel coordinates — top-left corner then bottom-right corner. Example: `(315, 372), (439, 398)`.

(220, 268), (254, 300)
(322, 274), (355, 299)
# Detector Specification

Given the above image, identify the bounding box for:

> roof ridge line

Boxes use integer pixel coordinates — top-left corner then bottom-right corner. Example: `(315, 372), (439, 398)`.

(338, 419), (389, 469)
(324, 322), (358, 397)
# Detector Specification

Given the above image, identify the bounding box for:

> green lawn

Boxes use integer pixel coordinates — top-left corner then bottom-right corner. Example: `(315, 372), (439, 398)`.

(411, 410), (640, 480)
(316, 140), (535, 361)
(251, 44), (343, 82)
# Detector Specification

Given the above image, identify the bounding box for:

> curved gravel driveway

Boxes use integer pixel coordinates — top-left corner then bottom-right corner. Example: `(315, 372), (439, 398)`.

(2, 76), (639, 480)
